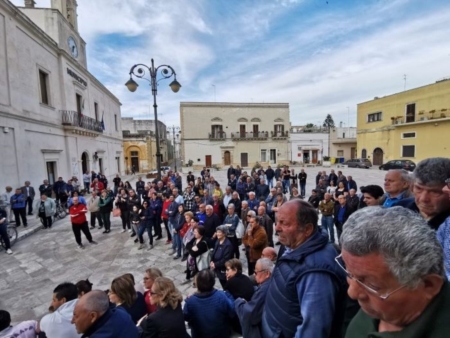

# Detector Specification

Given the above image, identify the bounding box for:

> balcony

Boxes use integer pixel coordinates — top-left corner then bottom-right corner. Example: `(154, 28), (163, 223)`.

(271, 131), (289, 139)
(209, 132), (226, 140)
(231, 131), (269, 140)
(61, 110), (103, 137)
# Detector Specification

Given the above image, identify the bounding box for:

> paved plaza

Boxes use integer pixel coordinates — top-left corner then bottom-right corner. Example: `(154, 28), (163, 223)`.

(0, 165), (387, 324)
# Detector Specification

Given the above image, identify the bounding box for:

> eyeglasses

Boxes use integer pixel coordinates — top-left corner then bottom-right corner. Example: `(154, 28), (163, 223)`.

(254, 269), (267, 275)
(334, 254), (406, 300)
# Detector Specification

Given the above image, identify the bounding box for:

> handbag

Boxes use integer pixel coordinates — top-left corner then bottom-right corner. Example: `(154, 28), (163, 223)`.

(179, 222), (190, 238)
(235, 219), (245, 239)
(196, 241), (212, 271)
(112, 208), (121, 217)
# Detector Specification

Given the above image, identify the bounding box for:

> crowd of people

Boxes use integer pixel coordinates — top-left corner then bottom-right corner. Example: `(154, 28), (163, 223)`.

(2, 157), (450, 337)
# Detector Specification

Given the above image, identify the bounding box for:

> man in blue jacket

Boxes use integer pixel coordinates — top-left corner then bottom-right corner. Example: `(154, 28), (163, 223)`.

(262, 199), (347, 338)
(72, 290), (138, 338)
(10, 188), (27, 227)
(235, 258), (274, 338)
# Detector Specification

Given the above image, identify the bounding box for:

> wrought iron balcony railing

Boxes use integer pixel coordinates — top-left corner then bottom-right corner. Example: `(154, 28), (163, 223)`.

(61, 110), (104, 133)
(209, 132), (226, 140)
(231, 131), (269, 140)
(271, 131), (289, 138)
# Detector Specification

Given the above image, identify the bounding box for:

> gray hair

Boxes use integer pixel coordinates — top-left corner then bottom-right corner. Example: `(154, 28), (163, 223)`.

(341, 206), (445, 288)
(257, 258), (274, 274)
(241, 201), (248, 206)
(413, 157), (450, 186)
(249, 192), (255, 196)
(205, 205), (213, 210)
(227, 203), (235, 210)
(247, 210), (256, 218)
(83, 290), (110, 314)
(388, 169), (413, 185)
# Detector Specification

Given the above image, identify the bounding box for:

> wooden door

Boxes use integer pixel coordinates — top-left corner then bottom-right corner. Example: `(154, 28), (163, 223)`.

(312, 150), (318, 164)
(224, 151), (231, 165)
(241, 153), (248, 167)
(240, 125), (246, 138)
(205, 155), (212, 167)
(373, 148), (383, 165)
(351, 147), (356, 159)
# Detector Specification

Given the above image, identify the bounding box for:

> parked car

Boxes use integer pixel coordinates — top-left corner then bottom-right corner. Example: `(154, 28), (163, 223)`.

(379, 160), (416, 171)
(345, 158), (373, 169)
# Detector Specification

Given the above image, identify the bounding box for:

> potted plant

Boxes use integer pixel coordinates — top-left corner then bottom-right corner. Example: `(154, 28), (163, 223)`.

(322, 156), (331, 167)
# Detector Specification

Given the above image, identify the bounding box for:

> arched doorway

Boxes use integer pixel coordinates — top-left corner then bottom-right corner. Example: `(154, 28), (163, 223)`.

(373, 148), (384, 165)
(361, 149), (367, 158)
(81, 152), (89, 173)
(130, 150), (140, 172)
(224, 151), (231, 165)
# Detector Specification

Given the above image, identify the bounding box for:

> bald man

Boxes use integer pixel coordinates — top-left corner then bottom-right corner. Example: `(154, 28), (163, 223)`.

(72, 290), (138, 337)
(261, 247), (277, 263)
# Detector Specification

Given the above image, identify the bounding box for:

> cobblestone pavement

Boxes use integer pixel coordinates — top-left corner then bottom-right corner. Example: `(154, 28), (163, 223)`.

(1, 166), (386, 324)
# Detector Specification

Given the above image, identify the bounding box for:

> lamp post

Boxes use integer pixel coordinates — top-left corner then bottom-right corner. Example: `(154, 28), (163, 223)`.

(125, 59), (181, 181)
(167, 126), (180, 172)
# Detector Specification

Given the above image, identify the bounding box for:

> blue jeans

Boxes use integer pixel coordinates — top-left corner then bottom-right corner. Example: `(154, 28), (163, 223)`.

(282, 179), (290, 193)
(0, 223), (11, 250)
(268, 178), (274, 188)
(138, 220), (153, 245)
(300, 182), (306, 197)
(321, 215), (335, 242)
(172, 233), (182, 257)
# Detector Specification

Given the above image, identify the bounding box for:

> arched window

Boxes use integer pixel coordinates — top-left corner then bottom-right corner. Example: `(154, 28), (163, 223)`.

(361, 149), (367, 158)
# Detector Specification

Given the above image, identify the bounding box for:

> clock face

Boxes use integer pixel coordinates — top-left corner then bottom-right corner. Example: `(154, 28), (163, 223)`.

(68, 36), (78, 58)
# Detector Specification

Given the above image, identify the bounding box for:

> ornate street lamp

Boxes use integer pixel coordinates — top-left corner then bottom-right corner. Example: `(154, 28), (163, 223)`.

(125, 59), (181, 180)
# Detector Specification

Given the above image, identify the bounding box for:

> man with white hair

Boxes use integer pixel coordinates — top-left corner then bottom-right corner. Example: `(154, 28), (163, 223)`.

(248, 192), (259, 212)
(381, 169), (413, 207)
(341, 206), (450, 337)
(235, 258), (274, 338)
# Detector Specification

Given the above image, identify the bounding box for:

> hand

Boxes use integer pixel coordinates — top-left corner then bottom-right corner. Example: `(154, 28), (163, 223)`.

(192, 246), (198, 252)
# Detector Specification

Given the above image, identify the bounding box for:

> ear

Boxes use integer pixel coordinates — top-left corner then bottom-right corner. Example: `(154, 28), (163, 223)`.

(303, 223), (315, 237)
(421, 274), (445, 301)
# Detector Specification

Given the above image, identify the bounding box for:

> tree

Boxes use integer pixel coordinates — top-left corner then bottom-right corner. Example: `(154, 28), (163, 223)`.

(305, 123), (315, 128)
(322, 114), (335, 131)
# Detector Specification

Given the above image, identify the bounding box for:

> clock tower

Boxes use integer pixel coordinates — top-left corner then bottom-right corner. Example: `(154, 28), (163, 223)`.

(51, 0), (78, 32)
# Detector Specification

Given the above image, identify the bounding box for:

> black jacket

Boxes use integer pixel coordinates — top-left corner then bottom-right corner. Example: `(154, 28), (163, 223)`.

(203, 213), (222, 239)
(139, 303), (188, 338)
(396, 197), (450, 230)
(308, 195), (321, 209)
(224, 273), (255, 301)
(136, 181), (145, 194)
(39, 184), (53, 197)
(265, 168), (275, 180)
(255, 184), (270, 200)
(333, 203), (353, 225)
(212, 238), (234, 280)
(127, 195), (141, 212)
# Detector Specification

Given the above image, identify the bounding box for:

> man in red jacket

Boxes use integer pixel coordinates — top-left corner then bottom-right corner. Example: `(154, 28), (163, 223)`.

(69, 196), (97, 249)
(90, 178), (104, 194)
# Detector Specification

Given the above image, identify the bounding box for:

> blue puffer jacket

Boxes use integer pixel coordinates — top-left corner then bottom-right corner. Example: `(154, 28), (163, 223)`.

(262, 230), (347, 338)
(81, 307), (138, 338)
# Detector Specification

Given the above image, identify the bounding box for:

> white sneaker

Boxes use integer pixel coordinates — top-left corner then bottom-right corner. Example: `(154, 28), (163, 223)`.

(121, 229), (126, 233)
(6, 249), (13, 255)
(128, 229), (132, 233)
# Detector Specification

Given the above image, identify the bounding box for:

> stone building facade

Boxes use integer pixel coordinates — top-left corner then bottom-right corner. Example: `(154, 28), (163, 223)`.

(0, 0), (123, 188)
(180, 102), (290, 170)
(121, 118), (168, 173)
(330, 127), (357, 162)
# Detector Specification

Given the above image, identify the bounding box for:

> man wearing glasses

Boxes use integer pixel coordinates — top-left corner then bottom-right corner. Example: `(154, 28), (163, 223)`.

(262, 199), (347, 338)
(341, 206), (449, 337)
(235, 258), (274, 338)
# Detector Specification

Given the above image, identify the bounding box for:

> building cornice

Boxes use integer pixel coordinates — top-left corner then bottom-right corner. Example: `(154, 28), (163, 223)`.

(180, 102), (289, 108)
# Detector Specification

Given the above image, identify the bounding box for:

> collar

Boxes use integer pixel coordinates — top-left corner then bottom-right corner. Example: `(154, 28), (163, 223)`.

(386, 191), (405, 200)
(82, 309), (113, 337)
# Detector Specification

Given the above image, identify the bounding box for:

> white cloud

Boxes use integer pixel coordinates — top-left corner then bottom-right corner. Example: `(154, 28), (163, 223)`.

(8, 0), (450, 128)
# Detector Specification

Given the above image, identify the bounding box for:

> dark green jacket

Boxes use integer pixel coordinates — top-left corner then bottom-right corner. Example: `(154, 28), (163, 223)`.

(345, 282), (450, 337)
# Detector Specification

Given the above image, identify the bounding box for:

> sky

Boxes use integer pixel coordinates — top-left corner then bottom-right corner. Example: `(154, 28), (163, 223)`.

(10, 0), (450, 128)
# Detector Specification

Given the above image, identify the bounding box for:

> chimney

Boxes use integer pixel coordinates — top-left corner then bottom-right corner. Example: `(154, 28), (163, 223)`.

(24, 0), (36, 8)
